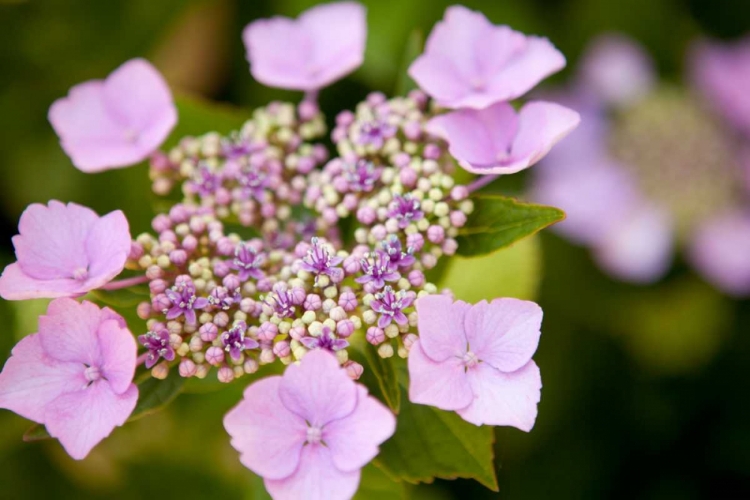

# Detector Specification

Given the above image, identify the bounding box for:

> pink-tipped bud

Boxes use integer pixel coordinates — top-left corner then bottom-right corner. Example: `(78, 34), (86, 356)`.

(152, 214), (172, 233)
(336, 319), (355, 338)
(400, 167), (418, 187)
(290, 325), (307, 341)
(298, 100), (319, 121)
(344, 361), (364, 380)
(199, 322), (218, 342)
(427, 225), (445, 244)
(152, 293), (171, 312)
(129, 242), (144, 260)
(206, 346), (225, 366)
(188, 216), (206, 234)
(451, 185), (469, 201)
(169, 204), (190, 223)
(408, 270), (425, 288)
(366, 327), (386, 345)
(146, 265), (164, 280)
(217, 237), (236, 256)
(149, 279), (167, 295)
(240, 298), (256, 314)
(338, 291), (358, 311)
(260, 348), (276, 364)
(217, 366), (235, 383)
(273, 341), (291, 358)
(304, 294), (322, 311)
(450, 210), (467, 227)
(356, 206), (377, 226)
(258, 322), (278, 341)
(422, 253), (438, 269)
(343, 256), (361, 275)
(179, 358), (197, 377)
(223, 274), (241, 292)
(213, 311), (229, 328)
(291, 287), (306, 305)
(403, 333), (419, 351)
(443, 238), (458, 255)
(371, 225), (387, 241)
(137, 301), (152, 320)
(170, 249), (188, 267)
(182, 234), (198, 252)
(189, 336), (204, 352)
(406, 233), (424, 252)
(213, 260), (230, 278)
(336, 110), (355, 127)
(423, 143), (441, 160)
(329, 306), (347, 322)
(244, 358), (259, 374)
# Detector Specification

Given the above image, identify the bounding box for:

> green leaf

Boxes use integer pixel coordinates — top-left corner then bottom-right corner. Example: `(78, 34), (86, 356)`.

(130, 367), (186, 421)
(89, 285), (150, 308)
(354, 464), (407, 500)
(165, 94), (250, 149)
(375, 385), (498, 491)
(355, 343), (401, 413)
(457, 194), (565, 257)
(393, 29), (424, 97)
(22, 424), (51, 443)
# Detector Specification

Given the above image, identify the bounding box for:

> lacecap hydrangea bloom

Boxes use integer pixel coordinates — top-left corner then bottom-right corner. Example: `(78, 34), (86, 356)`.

(0, 3), (577, 498)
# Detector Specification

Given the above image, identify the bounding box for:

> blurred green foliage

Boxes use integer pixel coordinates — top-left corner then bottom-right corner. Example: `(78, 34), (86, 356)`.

(0, 0), (749, 498)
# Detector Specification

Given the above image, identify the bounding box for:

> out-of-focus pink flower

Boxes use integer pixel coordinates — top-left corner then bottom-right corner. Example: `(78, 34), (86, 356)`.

(0, 298), (138, 460)
(0, 201), (132, 300)
(224, 349), (396, 500)
(427, 101), (579, 175)
(691, 36), (750, 139)
(409, 5), (565, 109)
(688, 211), (750, 297)
(49, 59), (177, 173)
(578, 34), (656, 108)
(409, 295), (542, 430)
(243, 2), (367, 92)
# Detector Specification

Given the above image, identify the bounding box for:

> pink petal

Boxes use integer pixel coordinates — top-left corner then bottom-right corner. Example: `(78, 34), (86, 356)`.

(457, 361), (541, 431)
(593, 204), (674, 284)
(13, 201), (97, 281)
(38, 299), (104, 366)
(0, 334), (85, 423)
(0, 263), (87, 300)
(84, 209), (131, 285)
(264, 444), (360, 500)
(44, 381), (138, 460)
(414, 294), (470, 362)
(464, 298), (542, 373)
(324, 385), (396, 472)
(97, 319), (137, 395)
(224, 376), (307, 480)
(279, 350), (357, 426)
(407, 341), (473, 411)
(688, 211), (750, 296)
(507, 101), (582, 170)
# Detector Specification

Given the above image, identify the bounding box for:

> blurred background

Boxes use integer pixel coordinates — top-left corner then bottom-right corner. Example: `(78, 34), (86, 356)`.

(1, 0), (749, 498)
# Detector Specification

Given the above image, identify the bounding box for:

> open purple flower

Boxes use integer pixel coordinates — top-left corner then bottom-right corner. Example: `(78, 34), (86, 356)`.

(138, 329), (175, 369)
(356, 251), (400, 289)
(243, 2), (367, 92)
(0, 298), (138, 459)
(409, 295), (542, 430)
(381, 235), (416, 269)
(49, 58), (177, 173)
(427, 101), (580, 175)
(300, 326), (349, 352)
(164, 276), (209, 325)
(224, 350), (396, 500)
(299, 237), (344, 283)
(0, 201), (132, 300)
(388, 194), (424, 228)
(370, 286), (415, 329)
(343, 159), (381, 192)
(221, 322), (260, 361)
(232, 243), (265, 281)
(409, 5), (565, 109)
(358, 119), (397, 148)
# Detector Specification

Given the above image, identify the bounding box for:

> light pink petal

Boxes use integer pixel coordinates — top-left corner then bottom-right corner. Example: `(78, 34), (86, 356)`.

(0, 263), (87, 300)
(457, 361), (541, 431)
(324, 385), (396, 472)
(594, 204), (674, 284)
(688, 211), (750, 297)
(97, 319), (137, 395)
(38, 298), (103, 366)
(85, 210), (131, 284)
(243, 17), (312, 90)
(279, 350), (357, 427)
(44, 381), (137, 460)
(464, 298), (542, 373)
(508, 101), (581, 168)
(264, 444), (360, 500)
(0, 334), (85, 423)
(409, 54), (472, 104)
(414, 294), (470, 362)
(13, 201), (97, 281)
(407, 341), (473, 411)
(224, 376), (307, 480)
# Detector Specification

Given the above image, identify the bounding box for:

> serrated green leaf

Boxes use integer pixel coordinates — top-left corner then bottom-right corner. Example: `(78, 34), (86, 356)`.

(374, 385), (498, 491)
(457, 194), (565, 257)
(354, 463), (407, 500)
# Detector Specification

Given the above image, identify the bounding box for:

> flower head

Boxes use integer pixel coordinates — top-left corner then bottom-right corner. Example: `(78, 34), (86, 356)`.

(243, 2), (367, 91)
(232, 243), (266, 281)
(370, 286), (415, 329)
(299, 237), (344, 283)
(409, 5), (565, 109)
(300, 326), (349, 352)
(427, 101), (580, 175)
(408, 295), (542, 430)
(0, 201), (132, 300)
(49, 58), (176, 172)
(356, 251), (399, 289)
(164, 276), (209, 325)
(381, 235), (416, 269)
(0, 298), (138, 459)
(138, 329), (174, 369)
(343, 159), (381, 192)
(224, 350), (396, 500)
(221, 322), (260, 361)
(388, 194), (424, 229)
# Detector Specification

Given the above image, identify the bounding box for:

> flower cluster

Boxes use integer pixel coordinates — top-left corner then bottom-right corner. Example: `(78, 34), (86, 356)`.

(0, 4), (577, 499)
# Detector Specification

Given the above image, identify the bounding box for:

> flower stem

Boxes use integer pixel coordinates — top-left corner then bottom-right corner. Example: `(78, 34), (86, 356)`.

(467, 174), (499, 193)
(101, 275), (149, 291)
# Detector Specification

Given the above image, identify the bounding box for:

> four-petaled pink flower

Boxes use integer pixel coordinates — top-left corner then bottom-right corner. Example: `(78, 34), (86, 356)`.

(409, 295), (542, 430)
(0, 201), (132, 300)
(49, 58), (177, 173)
(224, 349), (396, 500)
(409, 5), (565, 109)
(0, 298), (138, 459)
(427, 101), (580, 175)
(243, 2), (367, 92)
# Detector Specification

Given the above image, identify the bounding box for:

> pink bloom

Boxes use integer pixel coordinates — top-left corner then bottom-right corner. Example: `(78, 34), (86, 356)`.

(409, 295), (542, 430)
(427, 101), (580, 175)
(0, 201), (132, 300)
(243, 2), (367, 92)
(0, 298), (138, 459)
(49, 58), (177, 173)
(224, 349), (396, 500)
(691, 36), (750, 139)
(409, 5), (565, 109)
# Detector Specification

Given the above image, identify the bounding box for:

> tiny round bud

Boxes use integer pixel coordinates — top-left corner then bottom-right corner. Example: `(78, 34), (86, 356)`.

(244, 357), (259, 374)
(189, 336), (204, 352)
(366, 327), (386, 345)
(329, 306), (347, 322)
(378, 343), (394, 358)
(408, 270), (425, 288)
(385, 324), (400, 338)
(336, 319), (355, 338)
(218, 366), (235, 383)
(427, 225), (445, 244)
(179, 358), (197, 377)
(213, 311), (229, 328)
(403, 333), (419, 351)
(137, 302), (152, 320)
(151, 362), (169, 380)
(206, 346), (225, 366)
(199, 322), (218, 341)
(344, 361), (364, 380)
(450, 210), (467, 227)
(273, 341), (291, 358)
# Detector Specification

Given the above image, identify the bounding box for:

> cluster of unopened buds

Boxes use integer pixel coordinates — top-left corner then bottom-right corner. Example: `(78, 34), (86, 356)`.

(0, 3), (579, 499)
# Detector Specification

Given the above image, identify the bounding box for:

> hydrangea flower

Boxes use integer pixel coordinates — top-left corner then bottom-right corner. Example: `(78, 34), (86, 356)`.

(243, 2), (367, 92)
(427, 101), (580, 175)
(409, 295), (542, 430)
(221, 321), (260, 361)
(138, 329), (174, 369)
(49, 58), (177, 173)
(224, 350), (396, 500)
(409, 5), (565, 109)
(300, 325), (349, 352)
(0, 201), (132, 300)
(0, 298), (138, 459)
